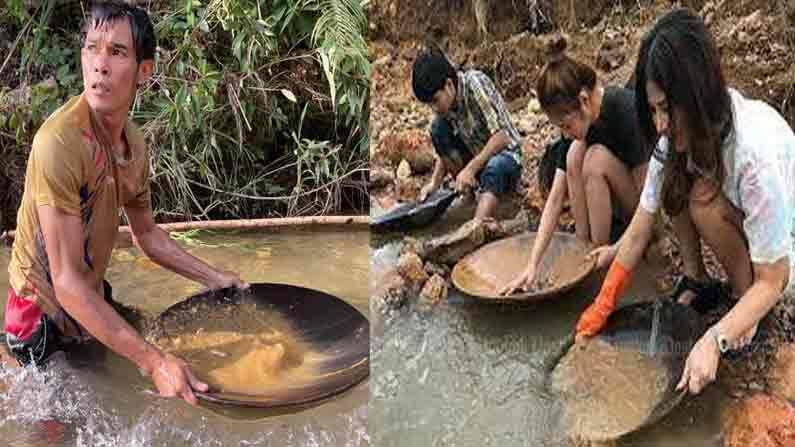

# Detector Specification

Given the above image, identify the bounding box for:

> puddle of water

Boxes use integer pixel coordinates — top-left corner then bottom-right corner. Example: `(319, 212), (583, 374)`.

(0, 228), (370, 447)
(370, 236), (729, 446)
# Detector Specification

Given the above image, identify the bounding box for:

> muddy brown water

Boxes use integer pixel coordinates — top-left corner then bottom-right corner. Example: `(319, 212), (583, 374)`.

(151, 301), (318, 396)
(451, 232), (595, 301)
(371, 230), (730, 446)
(0, 228), (369, 447)
(552, 339), (671, 440)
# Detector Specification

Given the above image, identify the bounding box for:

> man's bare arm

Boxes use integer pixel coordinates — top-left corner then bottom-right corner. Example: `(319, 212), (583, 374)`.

(124, 205), (248, 290)
(37, 204), (162, 373)
(39, 204), (210, 405)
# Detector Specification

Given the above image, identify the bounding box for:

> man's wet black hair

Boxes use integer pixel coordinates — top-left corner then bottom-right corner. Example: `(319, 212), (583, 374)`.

(83, 1), (156, 64)
(411, 43), (457, 103)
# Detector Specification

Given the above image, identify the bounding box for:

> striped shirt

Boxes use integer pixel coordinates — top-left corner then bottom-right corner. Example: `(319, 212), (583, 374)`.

(436, 70), (522, 167)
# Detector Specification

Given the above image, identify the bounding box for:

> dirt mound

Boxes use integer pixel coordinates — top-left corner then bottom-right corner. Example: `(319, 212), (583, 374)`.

(722, 394), (795, 447)
(465, 33), (547, 102)
(708, 4), (795, 128)
(369, 0), (538, 45)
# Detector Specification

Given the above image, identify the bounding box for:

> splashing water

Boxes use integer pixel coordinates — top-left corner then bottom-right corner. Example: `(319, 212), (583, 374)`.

(0, 229), (370, 447)
(0, 346), (369, 447)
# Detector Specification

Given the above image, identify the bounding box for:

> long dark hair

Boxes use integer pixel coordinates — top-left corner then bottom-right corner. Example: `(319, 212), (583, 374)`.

(634, 8), (733, 216)
(412, 42), (458, 103)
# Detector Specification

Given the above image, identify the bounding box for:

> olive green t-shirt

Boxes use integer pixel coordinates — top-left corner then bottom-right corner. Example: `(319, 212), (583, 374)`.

(8, 94), (151, 337)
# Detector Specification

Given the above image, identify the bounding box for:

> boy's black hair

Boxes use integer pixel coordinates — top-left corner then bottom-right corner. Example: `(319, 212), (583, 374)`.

(411, 43), (457, 103)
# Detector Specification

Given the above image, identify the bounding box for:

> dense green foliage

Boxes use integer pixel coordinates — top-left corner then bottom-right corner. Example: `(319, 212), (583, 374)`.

(0, 0), (370, 226)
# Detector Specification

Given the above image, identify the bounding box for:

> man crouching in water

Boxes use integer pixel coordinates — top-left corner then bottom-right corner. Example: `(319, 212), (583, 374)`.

(1, 1), (248, 406)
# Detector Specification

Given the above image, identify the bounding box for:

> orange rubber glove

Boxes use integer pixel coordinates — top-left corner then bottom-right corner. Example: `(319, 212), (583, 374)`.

(575, 260), (633, 337)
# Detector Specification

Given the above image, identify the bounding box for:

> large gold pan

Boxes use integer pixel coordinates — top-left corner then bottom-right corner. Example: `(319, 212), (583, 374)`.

(451, 232), (596, 302)
(145, 283), (369, 408)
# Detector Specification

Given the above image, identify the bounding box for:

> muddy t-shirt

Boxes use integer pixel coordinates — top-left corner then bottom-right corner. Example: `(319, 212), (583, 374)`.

(7, 94), (151, 337)
(552, 86), (649, 172)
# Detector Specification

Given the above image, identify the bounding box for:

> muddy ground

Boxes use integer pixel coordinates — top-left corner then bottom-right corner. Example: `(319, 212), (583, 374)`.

(368, 0), (795, 443)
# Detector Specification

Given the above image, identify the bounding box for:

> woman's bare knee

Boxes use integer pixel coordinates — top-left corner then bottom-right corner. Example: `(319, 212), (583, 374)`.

(688, 177), (752, 294)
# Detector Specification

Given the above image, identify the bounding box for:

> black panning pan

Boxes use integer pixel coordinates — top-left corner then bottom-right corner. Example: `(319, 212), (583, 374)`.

(370, 187), (459, 233)
(144, 283), (369, 408)
(545, 299), (703, 441)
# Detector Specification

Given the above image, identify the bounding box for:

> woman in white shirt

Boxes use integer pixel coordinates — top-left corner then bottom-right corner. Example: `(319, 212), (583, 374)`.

(574, 8), (795, 395)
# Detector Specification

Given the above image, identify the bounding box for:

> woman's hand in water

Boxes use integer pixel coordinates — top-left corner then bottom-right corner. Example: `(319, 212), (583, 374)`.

(150, 352), (209, 406)
(208, 270), (250, 290)
(676, 330), (720, 395)
(499, 264), (537, 295)
(589, 244), (617, 270)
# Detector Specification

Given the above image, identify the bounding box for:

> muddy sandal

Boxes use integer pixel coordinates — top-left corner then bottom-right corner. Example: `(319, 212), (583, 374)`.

(670, 275), (731, 315)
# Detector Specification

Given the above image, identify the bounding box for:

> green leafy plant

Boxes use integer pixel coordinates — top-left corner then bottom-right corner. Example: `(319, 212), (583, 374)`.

(0, 0), (370, 229)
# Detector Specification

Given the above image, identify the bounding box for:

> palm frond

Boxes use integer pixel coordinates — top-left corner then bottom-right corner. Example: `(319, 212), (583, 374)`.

(311, 0), (368, 56)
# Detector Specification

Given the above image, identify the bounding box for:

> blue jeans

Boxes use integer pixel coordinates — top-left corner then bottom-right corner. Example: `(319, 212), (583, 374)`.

(430, 117), (521, 195)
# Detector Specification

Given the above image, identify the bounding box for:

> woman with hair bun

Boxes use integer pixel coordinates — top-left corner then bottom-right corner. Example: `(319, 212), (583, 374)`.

(502, 36), (650, 295)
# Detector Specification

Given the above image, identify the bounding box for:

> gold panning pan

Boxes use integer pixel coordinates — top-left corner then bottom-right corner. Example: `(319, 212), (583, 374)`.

(144, 283), (369, 408)
(547, 300), (703, 441)
(451, 232), (596, 302)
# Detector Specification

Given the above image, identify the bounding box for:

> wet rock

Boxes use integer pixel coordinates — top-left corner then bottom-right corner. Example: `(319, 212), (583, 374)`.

(374, 130), (436, 174)
(379, 288), (407, 311)
(395, 176), (422, 202)
(372, 270), (408, 311)
(412, 218), (488, 265)
(396, 159), (412, 179)
(372, 193), (398, 214)
(370, 167), (395, 189)
(499, 209), (531, 235)
(397, 251), (429, 291)
(769, 343), (795, 402)
(424, 261), (450, 277)
(527, 98), (541, 115)
(419, 274), (448, 305)
(409, 211), (529, 266)
(722, 394), (795, 447)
